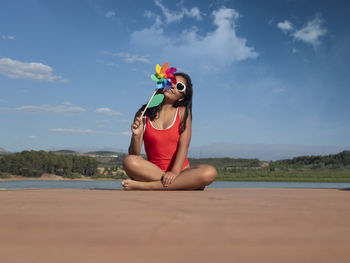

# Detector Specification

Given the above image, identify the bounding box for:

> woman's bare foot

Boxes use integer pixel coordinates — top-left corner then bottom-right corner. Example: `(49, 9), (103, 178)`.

(121, 179), (149, 190)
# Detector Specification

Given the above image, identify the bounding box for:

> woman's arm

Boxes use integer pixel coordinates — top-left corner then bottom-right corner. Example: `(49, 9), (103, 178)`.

(128, 110), (144, 155)
(170, 107), (192, 175)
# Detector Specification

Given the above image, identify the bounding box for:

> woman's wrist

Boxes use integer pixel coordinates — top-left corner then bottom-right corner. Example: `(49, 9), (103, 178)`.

(170, 170), (180, 176)
(132, 134), (141, 139)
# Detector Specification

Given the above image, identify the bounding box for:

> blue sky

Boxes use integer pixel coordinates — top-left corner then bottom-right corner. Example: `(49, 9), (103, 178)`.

(1, 0), (349, 153)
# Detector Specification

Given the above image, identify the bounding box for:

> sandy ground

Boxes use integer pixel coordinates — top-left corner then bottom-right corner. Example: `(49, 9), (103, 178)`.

(0, 188), (349, 263)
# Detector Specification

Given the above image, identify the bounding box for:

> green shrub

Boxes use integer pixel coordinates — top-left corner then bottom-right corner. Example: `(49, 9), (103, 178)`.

(20, 168), (31, 177)
(0, 172), (11, 179)
(31, 170), (43, 177)
(62, 173), (82, 179)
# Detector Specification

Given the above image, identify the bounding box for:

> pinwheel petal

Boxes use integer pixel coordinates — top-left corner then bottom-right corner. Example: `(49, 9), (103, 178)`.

(148, 94), (164, 108)
(166, 67), (177, 75)
(165, 80), (172, 90)
(156, 64), (162, 75)
(161, 62), (169, 75)
(151, 74), (160, 82)
(170, 76), (177, 84)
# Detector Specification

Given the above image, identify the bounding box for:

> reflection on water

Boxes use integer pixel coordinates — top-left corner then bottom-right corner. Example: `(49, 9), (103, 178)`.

(1, 180), (350, 190)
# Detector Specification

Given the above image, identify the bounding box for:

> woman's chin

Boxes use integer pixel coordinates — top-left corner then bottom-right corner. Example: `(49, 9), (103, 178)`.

(164, 90), (173, 97)
(163, 93), (177, 103)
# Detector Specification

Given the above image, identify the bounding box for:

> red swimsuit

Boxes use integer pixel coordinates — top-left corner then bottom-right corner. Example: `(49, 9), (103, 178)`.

(143, 107), (189, 172)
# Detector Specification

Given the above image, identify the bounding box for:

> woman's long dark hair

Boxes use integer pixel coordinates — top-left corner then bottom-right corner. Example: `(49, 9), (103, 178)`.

(139, 72), (193, 133)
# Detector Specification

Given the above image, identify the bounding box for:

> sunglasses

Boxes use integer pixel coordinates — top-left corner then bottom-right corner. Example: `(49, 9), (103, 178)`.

(175, 81), (186, 93)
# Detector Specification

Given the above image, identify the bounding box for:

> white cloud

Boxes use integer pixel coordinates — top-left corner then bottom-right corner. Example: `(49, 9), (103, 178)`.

(101, 50), (110, 55)
(102, 51), (149, 64)
(117, 119), (132, 123)
(187, 7), (201, 20)
(293, 16), (327, 46)
(153, 0), (202, 24)
(95, 107), (122, 116)
(113, 53), (149, 63)
(28, 136), (37, 139)
(96, 120), (110, 123)
(16, 103), (85, 114)
(1, 35), (15, 40)
(292, 48), (298, 53)
(50, 128), (130, 136)
(106, 10), (116, 18)
(272, 88), (285, 92)
(144, 10), (155, 19)
(0, 58), (68, 82)
(131, 7), (258, 68)
(96, 60), (116, 67)
(277, 20), (294, 32)
(50, 128), (97, 134)
(278, 16), (327, 47)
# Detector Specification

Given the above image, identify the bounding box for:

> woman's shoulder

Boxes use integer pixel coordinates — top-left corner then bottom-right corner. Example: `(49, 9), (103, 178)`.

(178, 106), (190, 121)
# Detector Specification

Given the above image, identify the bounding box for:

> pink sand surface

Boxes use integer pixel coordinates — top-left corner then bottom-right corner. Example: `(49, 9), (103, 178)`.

(0, 188), (349, 263)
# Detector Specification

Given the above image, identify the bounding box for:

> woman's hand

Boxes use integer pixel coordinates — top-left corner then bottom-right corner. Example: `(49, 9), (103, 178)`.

(131, 116), (144, 136)
(161, 171), (179, 187)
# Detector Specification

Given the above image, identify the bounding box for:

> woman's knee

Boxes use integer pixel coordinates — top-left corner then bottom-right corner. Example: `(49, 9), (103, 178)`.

(197, 164), (217, 185)
(123, 155), (142, 171)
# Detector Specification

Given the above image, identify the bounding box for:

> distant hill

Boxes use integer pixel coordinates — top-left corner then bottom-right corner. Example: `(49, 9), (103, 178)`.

(52, 149), (128, 157)
(189, 143), (350, 161)
(0, 147), (10, 155)
(187, 150), (350, 169)
(48, 144), (350, 160)
(188, 157), (261, 168)
(5, 143), (350, 162)
(86, 151), (127, 157)
(54, 150), (79, 154)
(49, 147), (128, 154)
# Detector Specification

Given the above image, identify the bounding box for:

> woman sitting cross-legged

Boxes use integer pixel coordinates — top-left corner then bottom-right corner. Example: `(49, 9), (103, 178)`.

(121, 72), (217, 190)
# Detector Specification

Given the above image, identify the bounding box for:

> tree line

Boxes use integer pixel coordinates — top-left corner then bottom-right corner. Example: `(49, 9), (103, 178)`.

(0, 150), (98, 177)
(274, 150), (350, 167)
(188, 157), (261, 168)
(188, 151), (350, 169)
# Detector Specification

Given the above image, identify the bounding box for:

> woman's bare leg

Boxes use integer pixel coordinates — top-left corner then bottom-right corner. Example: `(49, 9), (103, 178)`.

(122, 164), (217, 190)
(123, 155), (164, 181)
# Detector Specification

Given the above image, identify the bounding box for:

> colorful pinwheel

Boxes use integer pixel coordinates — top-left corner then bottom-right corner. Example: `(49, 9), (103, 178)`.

(140, 62), (177, 118)
(151, 62), (177, 90)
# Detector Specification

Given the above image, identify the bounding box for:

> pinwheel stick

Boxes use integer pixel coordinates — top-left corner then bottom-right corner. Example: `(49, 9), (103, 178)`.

(140, 89), (157, 119)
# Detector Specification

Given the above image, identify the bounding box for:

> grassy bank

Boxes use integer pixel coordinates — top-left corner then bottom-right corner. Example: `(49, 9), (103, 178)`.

(216, 168), (350, 182)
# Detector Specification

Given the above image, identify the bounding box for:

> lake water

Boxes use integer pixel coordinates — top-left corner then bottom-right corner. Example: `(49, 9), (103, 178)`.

(1, 180), (350, 190)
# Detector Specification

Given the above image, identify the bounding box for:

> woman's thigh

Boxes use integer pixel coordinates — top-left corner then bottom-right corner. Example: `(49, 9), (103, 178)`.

(177, 164), (217, 186)
(123, 155), (164, 181)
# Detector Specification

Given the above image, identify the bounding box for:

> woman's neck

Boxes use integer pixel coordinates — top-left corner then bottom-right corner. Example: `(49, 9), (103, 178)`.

(162, 103), (175, 110)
